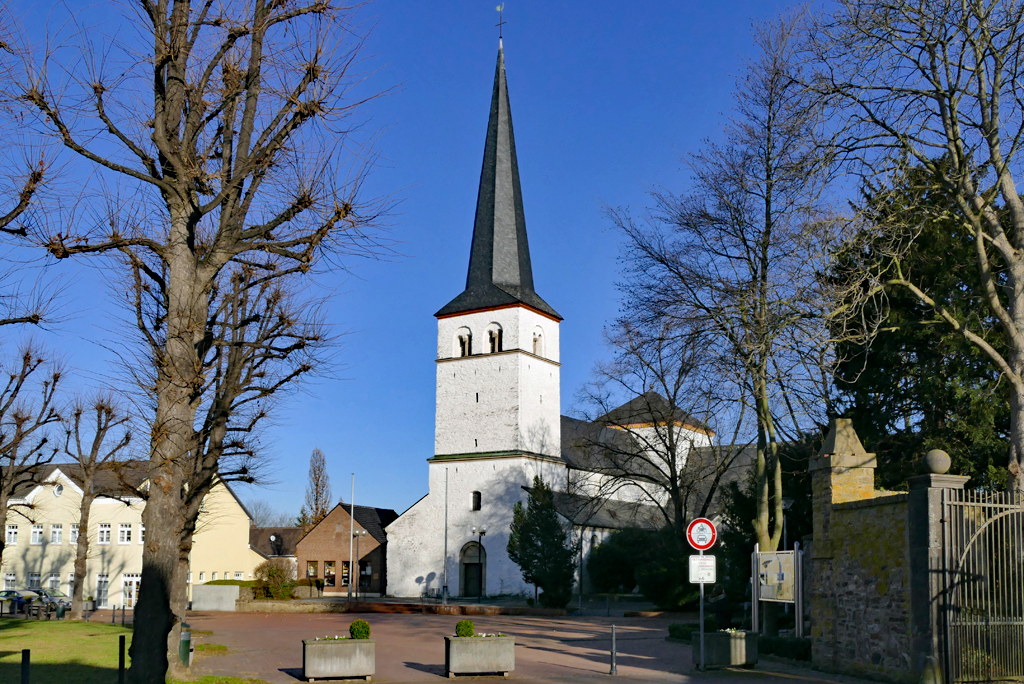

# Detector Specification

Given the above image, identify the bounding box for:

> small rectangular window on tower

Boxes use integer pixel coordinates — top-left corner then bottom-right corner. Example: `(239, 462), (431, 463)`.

(472, 491), (482, 511)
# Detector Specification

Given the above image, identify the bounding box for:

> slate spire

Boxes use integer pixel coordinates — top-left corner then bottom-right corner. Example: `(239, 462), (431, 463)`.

(436, 41), (561, 320)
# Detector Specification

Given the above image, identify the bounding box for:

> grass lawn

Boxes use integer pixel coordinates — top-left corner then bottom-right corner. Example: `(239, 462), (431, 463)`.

(0, 618), (270, 683)
(0, 617), (132, 684)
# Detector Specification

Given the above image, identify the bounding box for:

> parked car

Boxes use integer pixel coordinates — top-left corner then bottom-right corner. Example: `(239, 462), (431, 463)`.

(0, 589), (38, 612)
(33, 588), (70, 611)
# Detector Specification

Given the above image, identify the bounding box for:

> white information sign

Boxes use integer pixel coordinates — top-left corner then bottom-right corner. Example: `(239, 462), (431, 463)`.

(689, 554), (716, 584)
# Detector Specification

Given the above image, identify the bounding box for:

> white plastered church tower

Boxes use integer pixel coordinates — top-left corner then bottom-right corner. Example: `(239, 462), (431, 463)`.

(385, 41), (567, 598)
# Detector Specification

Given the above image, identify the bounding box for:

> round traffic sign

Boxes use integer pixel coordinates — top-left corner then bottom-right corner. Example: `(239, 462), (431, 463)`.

(687, 518), (717, 551)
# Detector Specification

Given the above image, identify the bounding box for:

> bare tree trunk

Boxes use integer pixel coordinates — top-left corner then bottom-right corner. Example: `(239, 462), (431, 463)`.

(70, 489), (95, 620)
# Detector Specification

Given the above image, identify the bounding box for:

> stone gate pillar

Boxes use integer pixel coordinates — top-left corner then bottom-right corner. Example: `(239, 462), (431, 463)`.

(907, 451), (968, 683)
(809, 418), (878, 670)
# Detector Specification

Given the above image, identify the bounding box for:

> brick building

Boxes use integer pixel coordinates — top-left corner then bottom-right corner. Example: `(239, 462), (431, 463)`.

(296, 504), (398, 597)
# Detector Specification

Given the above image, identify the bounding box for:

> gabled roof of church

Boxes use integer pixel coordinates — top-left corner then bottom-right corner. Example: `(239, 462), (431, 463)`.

(596, 391), (712, 433)
(435, 41), (561, 321)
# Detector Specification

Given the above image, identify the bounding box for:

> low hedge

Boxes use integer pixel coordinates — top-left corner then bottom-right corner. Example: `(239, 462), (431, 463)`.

(203, 580), (256, 587)
(758, 636), (811, 661)
(667, 618), (718, 641)
(666, 626), (810, 661)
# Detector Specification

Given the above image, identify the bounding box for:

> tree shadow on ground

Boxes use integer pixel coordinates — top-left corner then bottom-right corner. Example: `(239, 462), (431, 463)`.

(404, 661), (446, 677)
(0, 661), (120, 684)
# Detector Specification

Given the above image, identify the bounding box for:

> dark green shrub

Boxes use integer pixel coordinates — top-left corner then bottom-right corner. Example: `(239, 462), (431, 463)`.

(455, 619), (475, 637)
(525, 597), (534, 607)
(349, 619), (371, 639)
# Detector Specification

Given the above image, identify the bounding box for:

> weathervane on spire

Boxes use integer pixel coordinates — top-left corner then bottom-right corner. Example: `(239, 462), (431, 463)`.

(496, 3), (506, 39)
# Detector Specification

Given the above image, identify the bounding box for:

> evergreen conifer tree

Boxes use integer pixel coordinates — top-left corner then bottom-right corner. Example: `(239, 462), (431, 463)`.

(507, 476), (577, 608)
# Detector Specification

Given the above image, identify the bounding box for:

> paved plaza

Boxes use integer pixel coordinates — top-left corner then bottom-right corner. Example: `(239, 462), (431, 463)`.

(184, 611), (874, 684)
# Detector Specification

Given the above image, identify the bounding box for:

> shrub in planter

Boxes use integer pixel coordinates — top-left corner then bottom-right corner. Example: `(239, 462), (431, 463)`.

(445, 624), (514, 677)
(350, 619), (371, 640)
(455, 619), (475, 637)
(303, 628), (375, 680)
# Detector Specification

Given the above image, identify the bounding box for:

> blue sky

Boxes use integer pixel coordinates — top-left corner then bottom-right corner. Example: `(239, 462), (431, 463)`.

(11, 0), (794, 519)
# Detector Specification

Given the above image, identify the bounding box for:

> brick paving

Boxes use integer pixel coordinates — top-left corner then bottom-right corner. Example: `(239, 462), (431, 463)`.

(183, 611), (876, 684)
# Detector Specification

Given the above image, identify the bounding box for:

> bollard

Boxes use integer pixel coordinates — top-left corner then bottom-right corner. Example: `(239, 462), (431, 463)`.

(118, 634), (126, 684)
(21, 648), (29, 684)
(112, 606), (116, 624)
(609, 624), (617, 675)
(121, 605), (125, 627)
(606, 594), (610, 617)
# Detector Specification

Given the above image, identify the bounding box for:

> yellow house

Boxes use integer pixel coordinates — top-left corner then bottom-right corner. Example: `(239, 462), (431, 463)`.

(1, 464), (264, 609)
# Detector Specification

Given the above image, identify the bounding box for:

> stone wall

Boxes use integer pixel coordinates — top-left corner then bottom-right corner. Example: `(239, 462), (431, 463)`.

(809, 419), (969, 684)
(812, 493), (912, 681)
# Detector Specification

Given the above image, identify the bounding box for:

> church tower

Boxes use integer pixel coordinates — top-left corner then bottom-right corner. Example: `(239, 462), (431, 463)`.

(385, 42), (566, 600)
(433, 41), (562, 459)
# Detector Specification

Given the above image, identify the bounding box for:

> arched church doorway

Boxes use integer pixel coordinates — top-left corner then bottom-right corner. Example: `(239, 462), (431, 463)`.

(459, 542), (486, 598)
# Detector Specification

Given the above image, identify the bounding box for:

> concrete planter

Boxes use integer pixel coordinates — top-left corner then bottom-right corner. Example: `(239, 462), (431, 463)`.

(444, 636), (515, 678)
(302, 639), (375, 681)
(692, 631), (758, 669)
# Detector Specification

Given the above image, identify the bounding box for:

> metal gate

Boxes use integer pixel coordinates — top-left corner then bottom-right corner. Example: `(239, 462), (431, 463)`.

(943, 488), (1024, 683)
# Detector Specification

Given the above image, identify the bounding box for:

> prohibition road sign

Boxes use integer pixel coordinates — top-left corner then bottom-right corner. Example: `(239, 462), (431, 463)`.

(687, 518), (717, 551)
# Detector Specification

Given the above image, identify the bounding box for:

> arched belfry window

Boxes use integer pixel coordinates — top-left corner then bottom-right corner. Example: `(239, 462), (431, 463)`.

(472, 491), (482, 511)
(532, 327), (544, 357)
(486, 323), (503, 353)
(454, 327), (473, 358)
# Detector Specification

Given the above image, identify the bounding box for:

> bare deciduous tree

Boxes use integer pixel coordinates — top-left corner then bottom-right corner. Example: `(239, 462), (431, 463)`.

(17, 1), (385, 678)
(247, 498), (294, 528)
(606, 17), (834, 632)
(0, 346), (61, 564)
(63, 396), (132, 620)
(573, 320), (751, 541)
(301, 447), (331, 529)
(809, 0), (1024, 493)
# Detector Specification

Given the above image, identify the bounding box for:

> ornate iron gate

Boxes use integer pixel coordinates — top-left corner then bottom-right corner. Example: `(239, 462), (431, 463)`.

(943, 489), (1024, 683)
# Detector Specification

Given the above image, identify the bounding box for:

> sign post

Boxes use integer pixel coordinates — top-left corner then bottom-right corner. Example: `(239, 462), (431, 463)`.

(687, 518), (717, 672)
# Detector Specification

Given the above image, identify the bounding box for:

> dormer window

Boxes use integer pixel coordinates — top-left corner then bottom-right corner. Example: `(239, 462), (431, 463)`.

(472, 491), (482, 511)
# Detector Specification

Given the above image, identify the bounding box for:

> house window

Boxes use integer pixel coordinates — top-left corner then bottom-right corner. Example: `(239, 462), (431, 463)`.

(98, 524), (111, 544)
(70, 524), (79, 543)
(5, 525), (16, 545)
(48, 573), (59, 590)
(324, 561), (336, 587)
(96, 574), (109, 607)
(234, 572), (242, 580)
(472, 491), (482, 511)
(119, 523), (132, 544)
(307, 561), (318, 578)
(140, 525), (145, 544)
(50, 524), (62, 544)
(4, 573), (14, 590)
(28, 573), (41, 589)
(199, 572), (205, 582)
(212, 572), (217, 580)
(31, 524), (43, 545)
(67, 573), (75, 595)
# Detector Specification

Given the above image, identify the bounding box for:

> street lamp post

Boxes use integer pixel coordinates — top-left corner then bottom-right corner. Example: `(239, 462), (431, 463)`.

(353, 530), (368, 601)
(470, 526), (487, 602)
